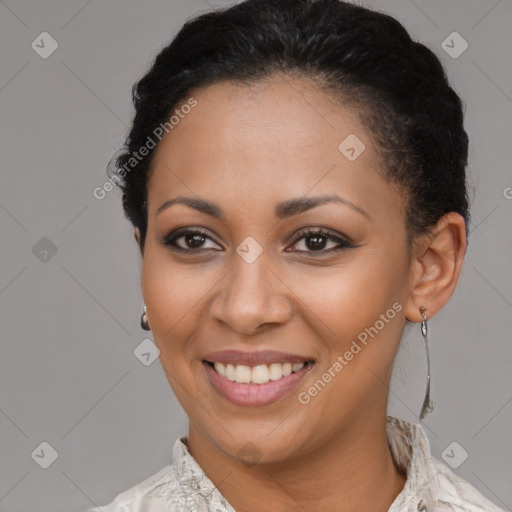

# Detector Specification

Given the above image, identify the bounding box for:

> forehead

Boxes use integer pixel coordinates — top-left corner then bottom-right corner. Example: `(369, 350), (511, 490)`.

(147, 75), (402, 223)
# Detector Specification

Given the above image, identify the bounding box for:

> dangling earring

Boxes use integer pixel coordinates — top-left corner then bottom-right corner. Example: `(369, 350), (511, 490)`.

(140, 304), (151, 331)
(419, 306), (435, 420)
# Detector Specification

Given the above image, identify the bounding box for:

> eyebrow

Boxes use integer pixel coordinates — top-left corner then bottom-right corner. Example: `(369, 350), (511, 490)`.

(156, 194), (370, 220)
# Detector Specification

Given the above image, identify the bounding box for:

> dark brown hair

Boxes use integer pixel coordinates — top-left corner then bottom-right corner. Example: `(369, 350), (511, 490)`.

(109, 0), (470, 253)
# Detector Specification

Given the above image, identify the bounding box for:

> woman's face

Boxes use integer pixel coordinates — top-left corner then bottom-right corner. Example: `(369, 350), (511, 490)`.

(139, 74), (415, 463)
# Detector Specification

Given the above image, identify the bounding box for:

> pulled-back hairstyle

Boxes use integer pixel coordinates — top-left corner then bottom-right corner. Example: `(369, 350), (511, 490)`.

(109, 0), (470, 253)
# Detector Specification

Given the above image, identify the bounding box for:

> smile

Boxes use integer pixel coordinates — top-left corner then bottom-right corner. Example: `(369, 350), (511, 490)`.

(203, 360), (315, 407)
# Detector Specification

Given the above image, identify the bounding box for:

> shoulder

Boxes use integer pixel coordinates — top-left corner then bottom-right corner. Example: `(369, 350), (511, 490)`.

(85, 463), (216, 511)
(428, 455), (506, 512)
(85, 437), (235, 512)
(84, 463), (180, 511)
(386, 416), (505, 512)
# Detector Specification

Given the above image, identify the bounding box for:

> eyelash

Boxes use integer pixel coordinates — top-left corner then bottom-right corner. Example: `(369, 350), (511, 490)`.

(160, 227), (354, 255)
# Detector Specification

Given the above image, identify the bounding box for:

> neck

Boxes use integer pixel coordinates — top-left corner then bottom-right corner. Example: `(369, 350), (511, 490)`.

(187, 413), (407, 512)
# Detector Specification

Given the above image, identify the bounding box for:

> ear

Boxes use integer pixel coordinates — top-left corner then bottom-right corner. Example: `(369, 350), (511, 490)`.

(134, 227), (143, 257)
(405, 212), (467, 322)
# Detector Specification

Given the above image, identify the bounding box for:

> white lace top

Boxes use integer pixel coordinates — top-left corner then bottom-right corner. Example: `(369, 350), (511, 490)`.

(86, 416), (505, 511)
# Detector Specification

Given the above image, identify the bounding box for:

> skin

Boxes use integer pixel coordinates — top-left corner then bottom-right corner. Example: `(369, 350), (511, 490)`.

(133, 73), (467, 512)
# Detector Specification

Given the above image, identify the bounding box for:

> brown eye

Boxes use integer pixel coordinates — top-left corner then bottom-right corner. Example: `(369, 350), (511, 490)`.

(160, 228), (222, 251)
(287, 228), (353, 254)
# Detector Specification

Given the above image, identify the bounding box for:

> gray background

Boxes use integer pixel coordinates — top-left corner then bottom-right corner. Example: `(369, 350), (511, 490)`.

(0, 0), (511, 510)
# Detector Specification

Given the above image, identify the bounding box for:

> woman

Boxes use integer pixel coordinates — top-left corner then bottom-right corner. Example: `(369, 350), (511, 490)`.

(88, 0), (505, 510)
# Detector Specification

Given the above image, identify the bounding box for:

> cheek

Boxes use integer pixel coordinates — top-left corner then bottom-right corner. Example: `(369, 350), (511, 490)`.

(289, 253), (407, 400)
(291, 252), (403, 331)
(141, 250), (207, 354)
(293, 262), (405, 406)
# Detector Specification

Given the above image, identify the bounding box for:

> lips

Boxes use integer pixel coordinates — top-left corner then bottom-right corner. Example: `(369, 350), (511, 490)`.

(201, 349), (316, 406)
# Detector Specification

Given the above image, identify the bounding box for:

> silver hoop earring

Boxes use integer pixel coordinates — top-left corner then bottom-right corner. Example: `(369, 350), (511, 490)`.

(140, 305), (151, 331)
(419, 306), (435, 420)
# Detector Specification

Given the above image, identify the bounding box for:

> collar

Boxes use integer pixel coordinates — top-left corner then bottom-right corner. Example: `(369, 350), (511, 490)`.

(386, 415), (440, 511)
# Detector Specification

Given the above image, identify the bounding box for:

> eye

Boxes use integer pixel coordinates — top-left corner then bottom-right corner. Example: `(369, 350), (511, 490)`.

(160, 227), (354, 254)
(287, 228), (354, 254)
(160, 227), (222, 252)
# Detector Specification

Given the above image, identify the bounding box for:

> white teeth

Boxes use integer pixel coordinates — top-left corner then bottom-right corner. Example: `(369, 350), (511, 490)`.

(269, 363), (283, 380)
(282, 362), (292, 377)
(215, 362), (226, 375)
(226, 363), (236, 381)
(234, 364), (252, 383)
(212, 361), (307, 384)
(251, 364), (270, 384)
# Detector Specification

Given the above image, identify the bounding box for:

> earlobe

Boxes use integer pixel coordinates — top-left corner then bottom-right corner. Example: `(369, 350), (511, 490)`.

(405, 212), (467, 322)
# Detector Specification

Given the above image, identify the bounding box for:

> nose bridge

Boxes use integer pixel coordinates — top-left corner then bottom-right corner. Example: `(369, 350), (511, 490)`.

(211, 244), (291, 334)
(231, 247), (271, 301)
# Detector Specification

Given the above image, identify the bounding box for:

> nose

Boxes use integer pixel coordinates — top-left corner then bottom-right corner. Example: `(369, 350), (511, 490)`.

(209, 251), (293, 336)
